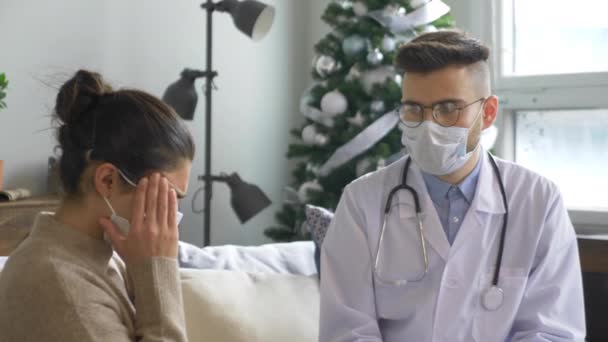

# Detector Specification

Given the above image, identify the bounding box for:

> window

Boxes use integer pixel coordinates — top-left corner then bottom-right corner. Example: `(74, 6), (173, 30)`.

(471, 0), (608, 229)
(504, 0), (608, 76)
(515, 109), (608, 210)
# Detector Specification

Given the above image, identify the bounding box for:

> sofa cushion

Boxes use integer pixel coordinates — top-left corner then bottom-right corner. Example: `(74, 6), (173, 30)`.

(181, 269), (319, 342)
(304, 205), (335, 274)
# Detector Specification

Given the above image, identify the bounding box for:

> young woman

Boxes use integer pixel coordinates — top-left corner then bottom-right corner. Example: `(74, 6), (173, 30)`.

(0, 70), (195, 341)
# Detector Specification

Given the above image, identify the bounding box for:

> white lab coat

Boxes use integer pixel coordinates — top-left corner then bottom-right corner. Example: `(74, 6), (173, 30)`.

(319, 152), (586, 342)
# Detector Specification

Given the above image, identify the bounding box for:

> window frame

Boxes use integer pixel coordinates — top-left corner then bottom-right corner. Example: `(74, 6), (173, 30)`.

(471, 0), (608, 233)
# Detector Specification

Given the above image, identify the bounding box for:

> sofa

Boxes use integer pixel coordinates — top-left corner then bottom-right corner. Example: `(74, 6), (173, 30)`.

(1, 240), (320, 342)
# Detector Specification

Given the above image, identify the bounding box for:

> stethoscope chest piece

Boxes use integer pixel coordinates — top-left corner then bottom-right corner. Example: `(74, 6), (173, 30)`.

(482, 285), (504, 311)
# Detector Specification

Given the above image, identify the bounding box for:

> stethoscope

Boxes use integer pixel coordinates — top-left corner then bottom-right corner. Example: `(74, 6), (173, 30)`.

(373, 151), (509, 311)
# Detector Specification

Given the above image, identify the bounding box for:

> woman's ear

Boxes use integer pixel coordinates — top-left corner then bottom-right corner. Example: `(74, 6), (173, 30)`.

(482, 95), (499, 129)
(94, 163), (119, 199)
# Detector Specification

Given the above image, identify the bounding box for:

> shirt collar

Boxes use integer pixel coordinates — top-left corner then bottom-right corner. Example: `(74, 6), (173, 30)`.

(421, 153), (482, 204)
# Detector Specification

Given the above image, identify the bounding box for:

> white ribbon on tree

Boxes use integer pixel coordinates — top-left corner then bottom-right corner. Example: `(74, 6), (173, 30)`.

(318, 110), (400, 177)
(367, 0), (450, 34)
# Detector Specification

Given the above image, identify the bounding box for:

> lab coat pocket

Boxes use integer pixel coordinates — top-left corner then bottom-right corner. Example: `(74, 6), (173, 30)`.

(473, 267), (527, 341)
(375, 281), (425, 320)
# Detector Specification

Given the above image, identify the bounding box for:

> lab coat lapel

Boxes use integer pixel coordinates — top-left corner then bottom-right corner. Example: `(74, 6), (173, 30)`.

(450, 152), (507, 256)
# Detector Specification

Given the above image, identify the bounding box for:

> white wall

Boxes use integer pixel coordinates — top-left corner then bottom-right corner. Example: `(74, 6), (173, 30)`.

(0, 0), (316, 246)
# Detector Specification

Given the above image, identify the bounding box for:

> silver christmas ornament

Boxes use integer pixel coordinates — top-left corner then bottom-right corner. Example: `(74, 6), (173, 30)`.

(367, 48), (384, 65)
(315, 55), (339, 77)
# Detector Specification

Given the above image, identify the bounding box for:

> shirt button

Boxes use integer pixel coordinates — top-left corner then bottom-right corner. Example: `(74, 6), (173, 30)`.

(453, 216), (460, 223)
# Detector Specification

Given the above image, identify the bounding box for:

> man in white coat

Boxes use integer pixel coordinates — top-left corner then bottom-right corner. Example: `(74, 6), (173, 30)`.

(319, 31), (586, 342)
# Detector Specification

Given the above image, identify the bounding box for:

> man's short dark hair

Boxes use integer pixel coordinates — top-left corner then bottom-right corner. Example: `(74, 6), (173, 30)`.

(395, 30), (490, 73)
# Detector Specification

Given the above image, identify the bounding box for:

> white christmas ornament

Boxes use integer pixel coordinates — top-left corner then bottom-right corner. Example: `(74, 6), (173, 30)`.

(342, 35), (366, 56)
(301, 125), (318, 145)
(371, 100), (386, 113)
(367, 48), (384, 65)
(394, 74), (403, 86)
(347, 111), (366, 127)
(315, 134), (329, 146)
(352, 1), (368, 16)
(298, 180), (323, 203)
(321, 90), (348, 116)
(360, 66), (396, 94)
(381, 35), (396, 52)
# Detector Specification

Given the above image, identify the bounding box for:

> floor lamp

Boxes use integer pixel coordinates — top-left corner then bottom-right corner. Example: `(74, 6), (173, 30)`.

(163, 0), (275, 246)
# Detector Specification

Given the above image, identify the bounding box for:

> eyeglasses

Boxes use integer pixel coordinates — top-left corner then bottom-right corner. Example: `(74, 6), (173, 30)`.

(397, 98), (486, 128)
(117, 169), (186, 199)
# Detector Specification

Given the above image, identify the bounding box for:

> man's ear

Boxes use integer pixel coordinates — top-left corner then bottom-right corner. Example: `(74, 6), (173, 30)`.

(94, 163), (120, 198)
(482, 95), (499, 129)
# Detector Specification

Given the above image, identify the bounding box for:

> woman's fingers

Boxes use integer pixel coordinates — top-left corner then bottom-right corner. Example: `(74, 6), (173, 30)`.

(168, 189), (177, 230)
(130, 177), (148, 234)
(157, 177), (169, 227)
(145, 173), (160, 228)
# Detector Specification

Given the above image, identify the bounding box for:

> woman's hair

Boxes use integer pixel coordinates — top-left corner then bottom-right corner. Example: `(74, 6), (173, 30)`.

(53, 69), (195, 196)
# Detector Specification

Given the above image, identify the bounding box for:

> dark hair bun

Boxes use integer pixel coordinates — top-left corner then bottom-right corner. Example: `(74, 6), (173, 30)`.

(54, 69), (113, 124)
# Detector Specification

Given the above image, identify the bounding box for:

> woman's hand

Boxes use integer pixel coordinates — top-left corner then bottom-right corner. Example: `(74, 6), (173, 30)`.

(100, 173), (179, 265)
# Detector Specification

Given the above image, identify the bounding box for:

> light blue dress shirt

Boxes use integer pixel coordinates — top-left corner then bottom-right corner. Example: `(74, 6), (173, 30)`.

(421, 157), (482, 245)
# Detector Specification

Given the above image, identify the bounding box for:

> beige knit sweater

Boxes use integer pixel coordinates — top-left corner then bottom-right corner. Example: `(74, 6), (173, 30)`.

(0, 212), (188, 342)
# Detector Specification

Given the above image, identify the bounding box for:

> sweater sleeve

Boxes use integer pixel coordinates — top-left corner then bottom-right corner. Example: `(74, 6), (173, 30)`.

(127, 257), (188, 342)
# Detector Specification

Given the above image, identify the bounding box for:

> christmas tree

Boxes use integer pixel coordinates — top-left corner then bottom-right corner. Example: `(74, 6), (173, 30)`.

(265, 0), (455, 242)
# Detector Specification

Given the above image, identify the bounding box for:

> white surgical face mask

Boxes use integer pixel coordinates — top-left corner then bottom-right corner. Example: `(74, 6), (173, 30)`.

(401, 115), (481, 176)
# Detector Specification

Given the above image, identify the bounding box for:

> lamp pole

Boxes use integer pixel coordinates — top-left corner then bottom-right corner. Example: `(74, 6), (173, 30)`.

(200, 0), (219, 246)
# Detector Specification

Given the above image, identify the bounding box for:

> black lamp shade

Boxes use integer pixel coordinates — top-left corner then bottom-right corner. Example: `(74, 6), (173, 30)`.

(225, 173), (272, 223)
(219, 0), (275, 41)
(162, 70), (199, 120)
